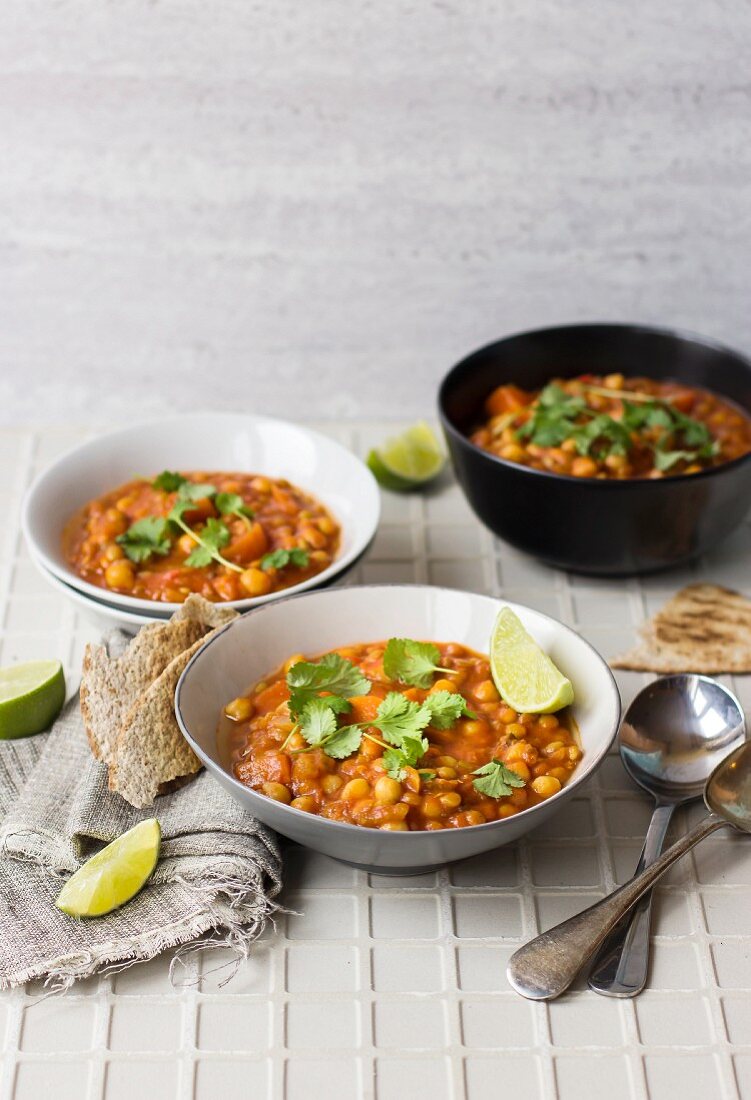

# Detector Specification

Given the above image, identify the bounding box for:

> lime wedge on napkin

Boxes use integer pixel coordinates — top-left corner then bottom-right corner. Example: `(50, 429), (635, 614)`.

(55, 819), (161, 917)
(367, 421), (445, 491)
(490, 607), (574, 714)
(0, 659), (66, 739)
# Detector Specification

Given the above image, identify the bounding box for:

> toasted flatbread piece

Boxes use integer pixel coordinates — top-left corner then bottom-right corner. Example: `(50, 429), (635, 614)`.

(611, 583), (751, 674)
(80, 594), (238, 806)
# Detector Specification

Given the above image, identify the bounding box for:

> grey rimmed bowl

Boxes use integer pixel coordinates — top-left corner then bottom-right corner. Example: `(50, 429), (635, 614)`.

(175, 584), (621, 875)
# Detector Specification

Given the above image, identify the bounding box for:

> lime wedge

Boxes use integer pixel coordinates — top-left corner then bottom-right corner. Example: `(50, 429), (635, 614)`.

(490, 607), (574, 714)
(367, 421), (445, 491)
(0, 659), (66, 740)
(55, 819), (161, 917)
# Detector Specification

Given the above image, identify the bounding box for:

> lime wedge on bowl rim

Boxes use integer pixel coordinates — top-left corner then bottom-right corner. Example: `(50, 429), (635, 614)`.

(367, 421), (445, 491)
(55, 818), (161, 918)
(0, 659), (66, 740)
(490, 607), (574, 714)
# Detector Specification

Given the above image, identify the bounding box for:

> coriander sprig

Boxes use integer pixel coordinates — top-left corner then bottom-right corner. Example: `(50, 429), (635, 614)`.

(382, 639), (454, 689)
(472, 759), (526, 798)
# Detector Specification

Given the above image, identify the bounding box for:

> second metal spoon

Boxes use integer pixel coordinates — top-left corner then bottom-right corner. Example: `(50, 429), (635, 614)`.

(588, 674), (746, 997)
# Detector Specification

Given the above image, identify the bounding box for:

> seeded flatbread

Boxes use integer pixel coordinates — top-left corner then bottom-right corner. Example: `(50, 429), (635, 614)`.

(611, 583), (751, 674)
(80, 594), (238, 806)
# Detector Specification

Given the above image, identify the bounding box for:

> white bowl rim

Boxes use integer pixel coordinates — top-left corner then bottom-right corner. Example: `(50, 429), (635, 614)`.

(175, 583), (622, 838)
(29, 550), (167, 627)
(22, 412), (380, 614)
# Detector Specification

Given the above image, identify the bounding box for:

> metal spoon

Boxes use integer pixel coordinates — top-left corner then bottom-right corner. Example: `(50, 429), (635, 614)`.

(507, 725), (751, 1001)
(588, 675), (745, 997)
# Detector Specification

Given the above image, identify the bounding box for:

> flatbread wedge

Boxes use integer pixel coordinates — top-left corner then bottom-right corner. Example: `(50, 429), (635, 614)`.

(611, 583), (751, 674)
(80, 595), (238, 806)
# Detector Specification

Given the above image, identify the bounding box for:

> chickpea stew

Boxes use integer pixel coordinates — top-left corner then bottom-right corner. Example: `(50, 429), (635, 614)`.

(63, 470), (340, 603)
(222, 638), (581, 831)
(470, 374), (751, 479)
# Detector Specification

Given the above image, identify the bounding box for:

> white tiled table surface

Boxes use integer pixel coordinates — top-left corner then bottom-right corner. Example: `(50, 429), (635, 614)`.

(1, 422), (751, 1100)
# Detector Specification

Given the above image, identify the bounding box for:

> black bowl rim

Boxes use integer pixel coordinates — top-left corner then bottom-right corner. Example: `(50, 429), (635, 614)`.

(438, 321), (751, 489)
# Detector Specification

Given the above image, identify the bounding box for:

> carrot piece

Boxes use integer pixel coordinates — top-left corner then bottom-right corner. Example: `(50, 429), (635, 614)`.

(347, 695), (383, 724)
(255, 680), (289, 714)
(484, 384), (533, 417)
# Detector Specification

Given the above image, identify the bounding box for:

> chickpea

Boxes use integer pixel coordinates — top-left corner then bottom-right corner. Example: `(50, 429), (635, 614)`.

(499, 804), (518, 818)
(604, 453), (628, 471)
(104, 559), (135, 591)
(508, 761), (530, 781)
(300, 524), (327, 550)
(261, 782), (291, 803)
(374, 776), (403, 804)
(431, 678), (457, 694)
(422, 795), (444, 819)
(380, 822), (409, 831)
(463, 810), (486, 826)
(178, 533), (195, 556)
(548, 767), (569, 783)
(341, 778), (370, 801)
(531, 775), (562, 799)
(604, 373), (625, 390)
(293, 755), (321, 781)
(436, 767), (457, 779)
(284, 653), (305, 674)
(321, 774), (343, 795)
(239, 568), (273, 597)
(439, 792), (462, 811)
(544, 741), (565, 756)
(101, 542), (124, 563)
(316, 516), (336, 536)
(499, 707), (518, 724)
(509, 787), (528, 809)
(505, 723), (526, 740)
(401, 791), (421, 807)
(224, 696), (254, 722)
(499, 444), (527, 463)
(571, 456), (598, 478)
(474, 679), (500, 703)
(461, 719), (487, 738)
(290, 795), (317, 812)
(102, 508), (128, 537)
(568, 745), (582, 762)
(436, 755), (457, 767)
(538, 715), (559, 730)
(251, 476), (272, 493)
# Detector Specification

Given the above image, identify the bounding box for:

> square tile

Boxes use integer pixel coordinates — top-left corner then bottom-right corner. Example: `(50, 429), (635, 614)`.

(286, 1057), (360, 1098)
(456, 945), (515, 992)
(371, 895), (440, 939)
(536, 893), (603, 932)
(734, 1054), (751, 1100)
(21, 999), (96, 1052)
(712, 942), (751, 989)
(555, 1056), (632, 1100)
(286, 1001), (360, 1050)
(702, 890), (751, 934)
(452, 894), (523, 939)
(106, 1060), (178, 1098)
(651, 888), (694, 936)
(530, 846), (600, 888)
(643, 1055), (721, 1099)
(649, 942), (703, 991)
(194, 1060), (270, 1099)
(450, 848), (520, 887)
(371, 871), (439, 889)
(723, 997), (751, 1044)
(286, 894), (358, 939)
(371, 945), (445, 992)
(113, 954), (177, 995)
(286, 945), (359, 993)
(371, 524), (416, 559)
(694, 837), (751, 885)
(428, 558), (486, 592)
(376, 1057), (451, 1100)
(363, 560), (418, 584)
(611, 841), (688, 885)
(465, 1055), (543, 1098)
(603, 797), (654, 838)
(426, 524), (482, 558)
(109, 1002), (181, 1053)
(15, 1062), (92, 1100)
(199, 945), (273, 993)
(531, 798), (595, 839)
(284, 846), (358, 889)
(374, 1000), (448, 1049)
(461, 999), (535, 1048)
(636, 997), (712, 1046)
(549, 998), (624, 1047)
(197, 1001), (271, 1052)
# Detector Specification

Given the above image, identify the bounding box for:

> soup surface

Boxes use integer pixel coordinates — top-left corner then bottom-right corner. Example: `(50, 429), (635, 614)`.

(222, 639), (580, 830)
(64, 471), (340, 603)
(470, 374), (751, 479)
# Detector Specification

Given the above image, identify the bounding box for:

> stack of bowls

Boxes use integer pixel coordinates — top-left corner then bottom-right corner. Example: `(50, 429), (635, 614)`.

(22, 413), (381, 633)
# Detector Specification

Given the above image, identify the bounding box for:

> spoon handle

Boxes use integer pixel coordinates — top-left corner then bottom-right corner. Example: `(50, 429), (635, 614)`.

(507, 813), (726, 1001)
(587, 801), (675, 997)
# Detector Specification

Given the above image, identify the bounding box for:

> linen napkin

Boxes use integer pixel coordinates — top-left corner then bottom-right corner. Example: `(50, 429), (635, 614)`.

(0, 689), (282, 990)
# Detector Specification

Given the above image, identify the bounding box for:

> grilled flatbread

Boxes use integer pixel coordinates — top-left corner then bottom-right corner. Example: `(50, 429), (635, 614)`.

(611, 583), (751, 674)
(80, 594), (238, 806)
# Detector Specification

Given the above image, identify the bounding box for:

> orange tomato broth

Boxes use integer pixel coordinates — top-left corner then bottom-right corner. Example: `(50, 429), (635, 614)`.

(221, 640), (581, 831)
(471, 374), (751, 479)
(63, 471), (340, 603)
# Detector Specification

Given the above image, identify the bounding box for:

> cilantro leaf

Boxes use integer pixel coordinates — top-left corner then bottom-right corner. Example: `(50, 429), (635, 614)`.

(177, 481), (217, 503)
(116, 516), (172, 563)
(215, 492), (255, 524)
(322, 724), (365, 759)
(422, 690), (476, 729)
(261, 548), (310, 572)
(472, 758), (526, 799)
(152, 470), (187, 492)
(373, 692), (432, 746)
(382, 638), (451, 688)
(286, 654), (371, 718)
(183, 517), (231, 568)
(382, 734), (429, 780)
(298, 697), (340, 746)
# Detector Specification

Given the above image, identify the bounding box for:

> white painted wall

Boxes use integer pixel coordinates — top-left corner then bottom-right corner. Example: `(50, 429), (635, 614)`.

(3, 1), (751, 426)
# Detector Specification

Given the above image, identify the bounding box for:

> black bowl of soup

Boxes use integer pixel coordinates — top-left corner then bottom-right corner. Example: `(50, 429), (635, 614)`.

(438, 323), (751, 575)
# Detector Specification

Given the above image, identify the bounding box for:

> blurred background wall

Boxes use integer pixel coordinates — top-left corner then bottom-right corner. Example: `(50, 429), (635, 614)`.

(2, 1), (750, 426)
